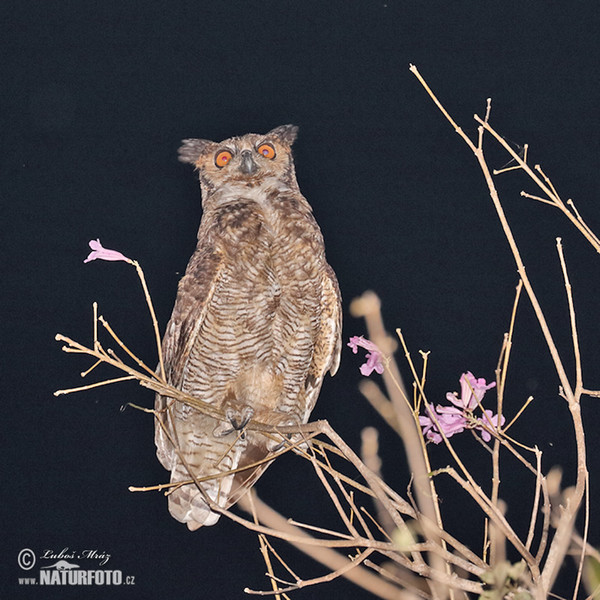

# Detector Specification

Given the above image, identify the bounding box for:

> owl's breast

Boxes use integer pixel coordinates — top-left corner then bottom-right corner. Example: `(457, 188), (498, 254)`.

(182, 192), (329, 418)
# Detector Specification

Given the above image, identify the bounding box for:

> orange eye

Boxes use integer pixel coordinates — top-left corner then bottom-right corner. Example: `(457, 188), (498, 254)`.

(257, 143), (276, 160)
(215, 150), (233, 168)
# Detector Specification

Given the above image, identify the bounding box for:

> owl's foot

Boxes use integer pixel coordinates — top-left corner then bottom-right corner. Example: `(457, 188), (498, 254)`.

(213, 406), (255, 438)
(267, 436), (290, 453)
(267, 420), (309, 453)
(229, 406), (255, 431)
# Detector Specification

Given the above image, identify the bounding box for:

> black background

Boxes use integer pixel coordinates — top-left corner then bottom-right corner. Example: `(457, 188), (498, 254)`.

(3, 2), (600, 598)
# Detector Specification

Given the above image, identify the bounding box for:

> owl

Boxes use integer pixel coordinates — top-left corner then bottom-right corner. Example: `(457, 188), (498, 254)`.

(154, 124), (342, 530)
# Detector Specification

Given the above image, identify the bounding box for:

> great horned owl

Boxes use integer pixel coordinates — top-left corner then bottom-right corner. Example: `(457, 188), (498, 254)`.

(155, 124), (342, 530)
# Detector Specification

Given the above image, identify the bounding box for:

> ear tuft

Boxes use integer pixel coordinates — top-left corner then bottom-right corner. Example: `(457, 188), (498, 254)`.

(267, 124), (298, 146)
(178, 139), (213, 165)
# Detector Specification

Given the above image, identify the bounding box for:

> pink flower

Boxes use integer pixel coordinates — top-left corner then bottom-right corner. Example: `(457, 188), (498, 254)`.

(419, 405), (467, 444)
(84, 239), (131, 263)
(446, 371), (496, 410)
(347, 336), (384, 376)
(476, 410), (506, 442)
(419, 372), (502, 444)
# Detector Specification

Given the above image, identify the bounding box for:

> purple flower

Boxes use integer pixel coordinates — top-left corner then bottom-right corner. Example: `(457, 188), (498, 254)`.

(476, 410), (506, 442)
(446, 371), (496, 410)
(419, 405), (468, 444)
(347, 336), (385, 376)
(419, 372), (502, 444)
(84, 239), (131, 264)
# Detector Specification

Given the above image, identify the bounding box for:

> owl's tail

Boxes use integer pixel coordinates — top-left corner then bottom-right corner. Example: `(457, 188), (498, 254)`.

(154, 393), (277, 529)
(167, 461), (230, 529)
(167, 435), (275, 530)
(154, 402), (241, 528)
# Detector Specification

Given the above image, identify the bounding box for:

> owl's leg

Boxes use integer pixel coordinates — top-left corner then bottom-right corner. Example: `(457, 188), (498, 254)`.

(213, 406), (255, 438)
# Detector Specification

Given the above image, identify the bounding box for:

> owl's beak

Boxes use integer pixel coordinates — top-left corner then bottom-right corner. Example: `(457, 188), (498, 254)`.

(239, 150), (258, 175)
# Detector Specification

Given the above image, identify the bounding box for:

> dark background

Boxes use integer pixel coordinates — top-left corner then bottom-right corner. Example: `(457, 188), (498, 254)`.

(2, 1), (599, 598)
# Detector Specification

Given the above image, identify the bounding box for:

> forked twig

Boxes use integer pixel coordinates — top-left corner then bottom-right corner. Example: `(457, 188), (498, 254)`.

(410, 63), (591, 599)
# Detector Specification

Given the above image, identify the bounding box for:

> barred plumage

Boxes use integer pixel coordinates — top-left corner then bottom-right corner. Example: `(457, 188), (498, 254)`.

(155, 125), (341, 529)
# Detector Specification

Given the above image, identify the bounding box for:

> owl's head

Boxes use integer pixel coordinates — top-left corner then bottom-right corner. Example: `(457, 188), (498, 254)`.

(178, 124), (299, 194)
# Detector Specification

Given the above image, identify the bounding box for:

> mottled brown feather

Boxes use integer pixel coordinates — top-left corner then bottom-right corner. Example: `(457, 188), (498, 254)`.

(155, 125), (341, 529)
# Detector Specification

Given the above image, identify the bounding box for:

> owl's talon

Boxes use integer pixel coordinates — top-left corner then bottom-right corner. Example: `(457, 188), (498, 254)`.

(213, 421), (234, 438)
(238, 406), (254, 429)
(267, 427), (310, 453)
(230, 406), (254, 439)
(213, 406), (254, 438)
(228, 406), (254, 430)
(268, 437), (289, 453)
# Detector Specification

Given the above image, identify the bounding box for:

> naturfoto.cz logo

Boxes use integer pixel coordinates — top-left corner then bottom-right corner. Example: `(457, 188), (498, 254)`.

(17, 547), (135, 587)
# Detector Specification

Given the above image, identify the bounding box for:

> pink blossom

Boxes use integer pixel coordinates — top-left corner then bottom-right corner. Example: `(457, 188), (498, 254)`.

(476, 410), (506, 442)
(446, 371), (496, 410)
(419, 372), (502, 444)
(84, 239), (131, 264)
(347, 336), (384, 376)
(419, 405), (467, 444)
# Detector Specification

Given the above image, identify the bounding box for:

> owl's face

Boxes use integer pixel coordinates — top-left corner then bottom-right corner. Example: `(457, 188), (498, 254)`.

(178, 124), (299, 192)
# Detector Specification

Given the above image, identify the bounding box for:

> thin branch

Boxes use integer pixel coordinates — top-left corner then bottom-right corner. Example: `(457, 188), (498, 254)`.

(477, 118), (600, 253)
(503, 396), (534, 433)
(244, 549), (375, 596)
(319, 446), (375, 541)
(236, 494), (406, 600)
(490, 280), (522, 565)
(285, 520), (354, 541)
(54, 375), (137, 395)
(409, 64), (476, 153)
(525, 449), (543, 552)
(436, 467), (538, 573)
(98, 315), (161, 381)
(572, 472), (590, 600)
(364, 559), (432, 599)
(556, 238), (582, 394)
(131, 259), (166, 382)
(307, 448), (362, 539)
(247, 493), (285, 600)
(80, 357), (102, 378)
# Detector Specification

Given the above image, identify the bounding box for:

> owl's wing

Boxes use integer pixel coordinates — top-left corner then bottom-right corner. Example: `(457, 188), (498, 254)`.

(323, 264), (343, 377)
(303, 264), (342, 417)
(154, 244), (223, 469)
(161, 246), (223, 387)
